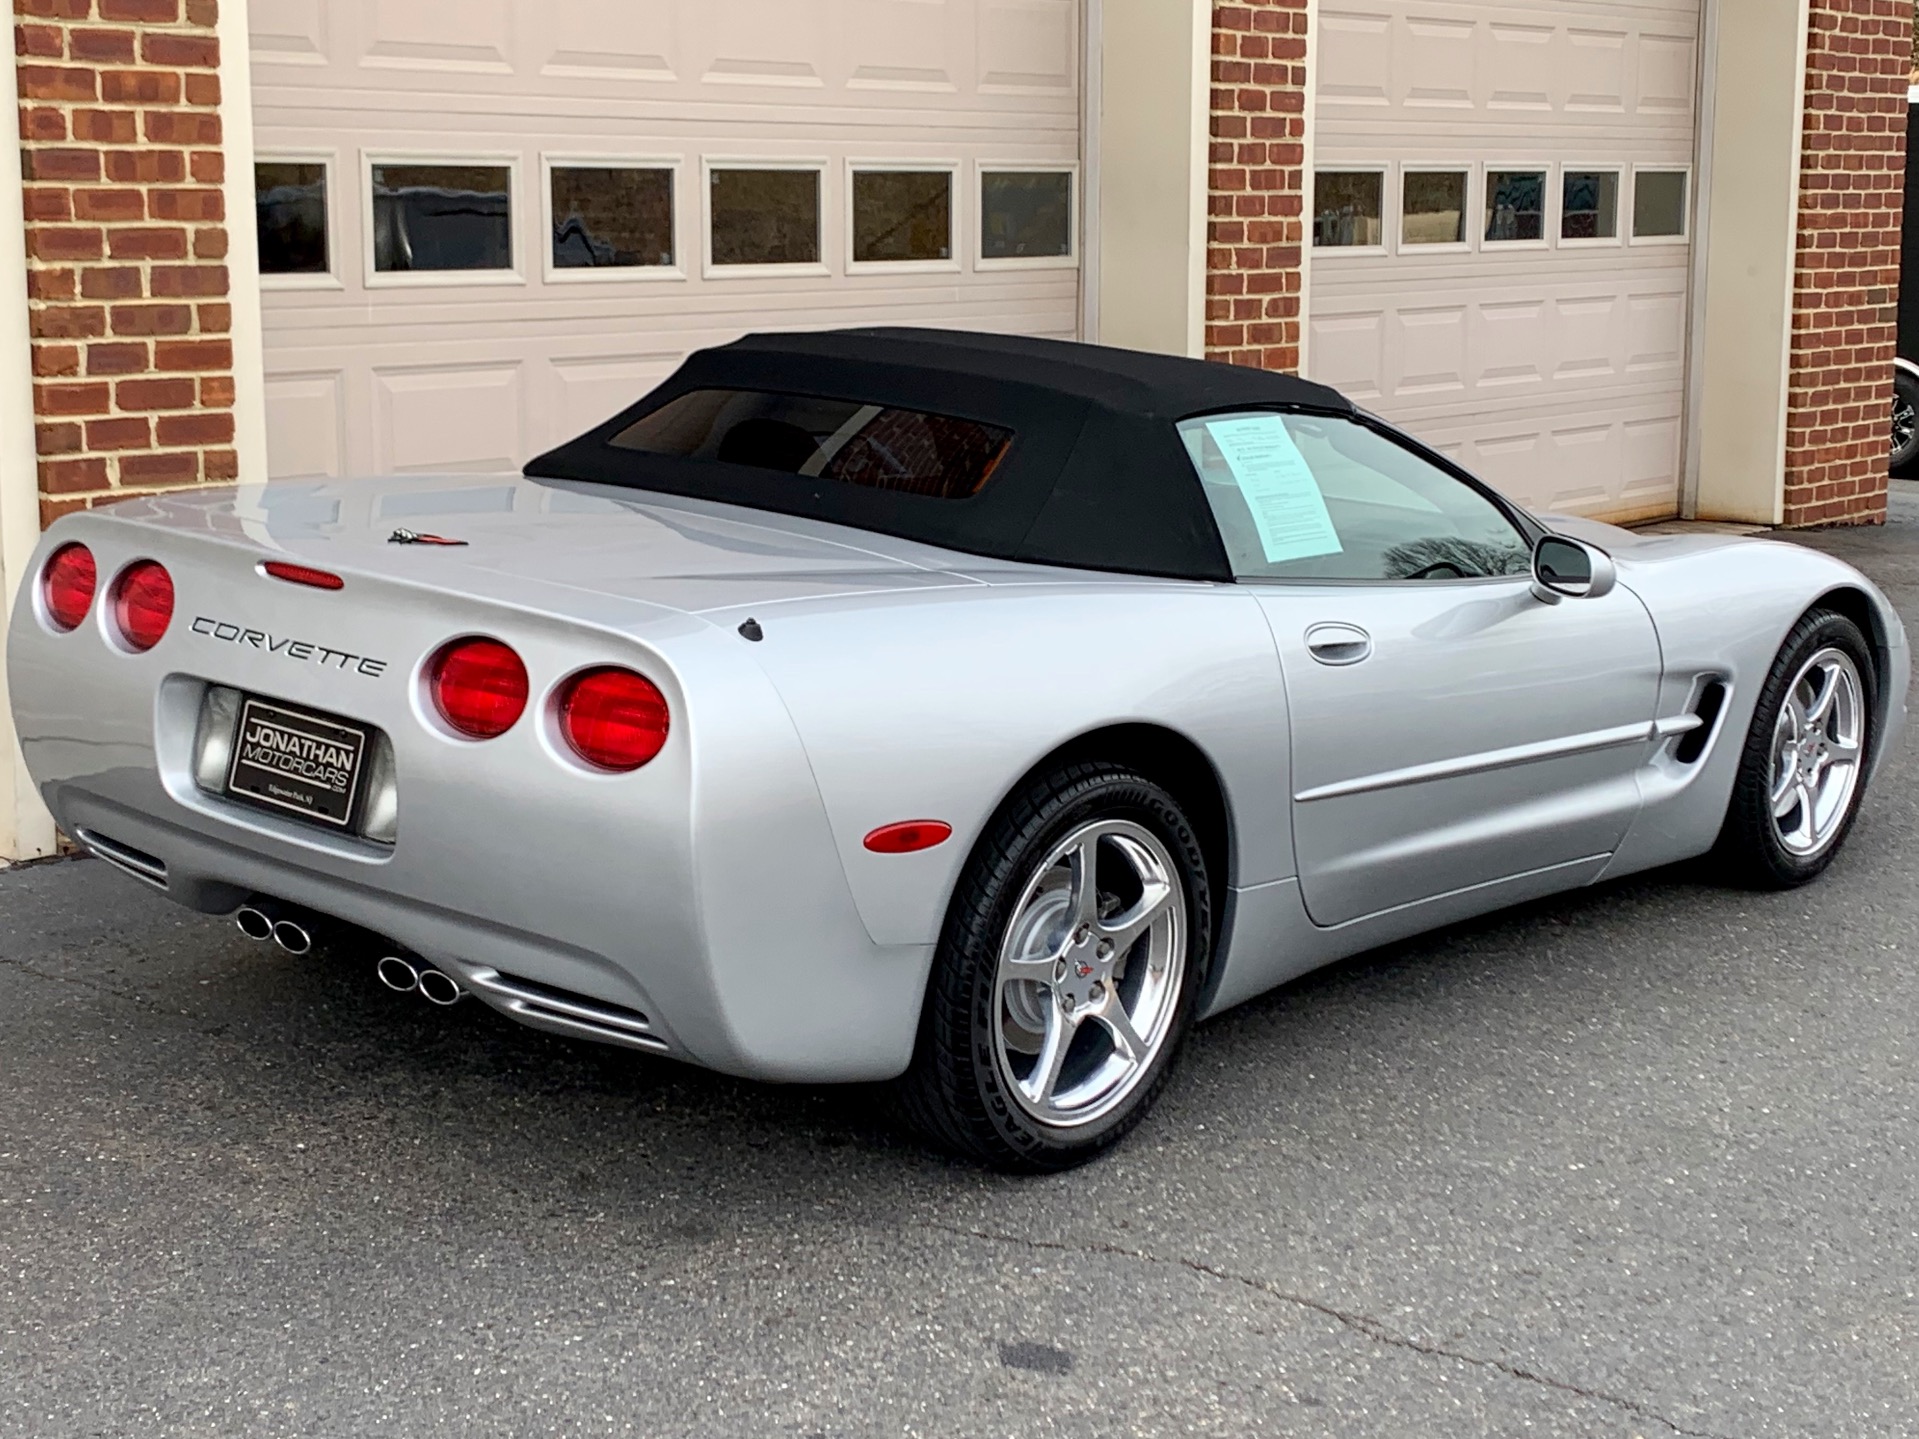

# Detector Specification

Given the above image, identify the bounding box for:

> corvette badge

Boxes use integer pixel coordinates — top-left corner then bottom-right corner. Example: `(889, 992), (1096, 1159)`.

(388, 528), (468, 547)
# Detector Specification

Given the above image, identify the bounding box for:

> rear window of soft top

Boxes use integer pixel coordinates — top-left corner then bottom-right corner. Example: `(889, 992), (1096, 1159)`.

(608, 388), (1012, 501)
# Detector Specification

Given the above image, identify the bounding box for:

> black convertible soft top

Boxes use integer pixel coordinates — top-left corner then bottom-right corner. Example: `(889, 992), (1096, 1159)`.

(524, 327), (1352, 582)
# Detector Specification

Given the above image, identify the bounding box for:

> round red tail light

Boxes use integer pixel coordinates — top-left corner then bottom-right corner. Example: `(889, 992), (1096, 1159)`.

(428, 637), (528, 739)
(557, 667), (670, 772)
(111, 560), (174, 651)
(41, 543), (96, 632)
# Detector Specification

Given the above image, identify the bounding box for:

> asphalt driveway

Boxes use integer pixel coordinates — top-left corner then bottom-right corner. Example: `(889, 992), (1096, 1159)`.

(5, 497), (1919, 1438)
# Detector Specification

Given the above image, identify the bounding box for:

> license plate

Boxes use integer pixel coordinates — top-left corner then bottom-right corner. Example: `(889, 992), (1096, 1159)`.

(225, 696), (368, 830)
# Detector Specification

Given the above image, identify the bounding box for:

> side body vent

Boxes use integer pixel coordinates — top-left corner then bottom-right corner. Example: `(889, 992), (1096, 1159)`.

(1674, 681), (1727, 765)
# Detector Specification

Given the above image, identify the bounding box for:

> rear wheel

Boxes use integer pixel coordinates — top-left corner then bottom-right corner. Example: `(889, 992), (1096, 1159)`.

(899, 763), (1210, 1171)
(1713, 608), (1875, 888)
(1892, 368), (1919, 473)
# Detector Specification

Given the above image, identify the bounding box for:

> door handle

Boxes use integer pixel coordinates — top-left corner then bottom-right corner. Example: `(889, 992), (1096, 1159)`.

(1305, 622), (1372, 666)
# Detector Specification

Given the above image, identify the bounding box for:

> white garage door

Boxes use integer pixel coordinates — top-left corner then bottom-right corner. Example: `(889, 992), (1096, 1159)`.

(247, 0), (1082, 480)
(1307, 1), (1700, 522)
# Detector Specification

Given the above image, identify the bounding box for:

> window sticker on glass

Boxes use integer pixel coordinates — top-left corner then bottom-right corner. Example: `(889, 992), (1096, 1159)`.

(1199, 415), (1343, 564)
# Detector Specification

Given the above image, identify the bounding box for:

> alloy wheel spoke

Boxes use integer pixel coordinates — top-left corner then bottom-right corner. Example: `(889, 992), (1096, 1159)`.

(1771, 759), (1800, 815)
(1783, 692), (1810, 743)
(1097, 878), (1175, 957)
(1021, 1002), (1076, 1107)
(1804, 665), (1841, 726)
(1093, 997), (1148, 1066)
(1788, 780), (1818, 846)
(1065, 833), (1102, 929)
(1828, 736), (1863, 765)
(999, 950), (1060, 992)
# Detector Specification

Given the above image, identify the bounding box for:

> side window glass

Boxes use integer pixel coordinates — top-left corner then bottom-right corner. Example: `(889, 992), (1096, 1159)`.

(1177, 412), (1531, 582)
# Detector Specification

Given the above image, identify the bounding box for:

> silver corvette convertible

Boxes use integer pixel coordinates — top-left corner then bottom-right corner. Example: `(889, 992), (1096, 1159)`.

(8, 329), (1908, 1170)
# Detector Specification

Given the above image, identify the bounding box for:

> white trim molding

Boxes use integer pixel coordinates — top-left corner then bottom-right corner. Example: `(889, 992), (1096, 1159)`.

(1092, 0), (1209, 357)
(0, 41), (57, 860)
(1689, 0), (1811, 524)
(218, 0), (270, 493)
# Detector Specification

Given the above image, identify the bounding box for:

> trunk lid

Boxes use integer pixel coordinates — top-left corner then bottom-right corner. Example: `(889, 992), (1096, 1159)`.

(102, 474), (979, 619)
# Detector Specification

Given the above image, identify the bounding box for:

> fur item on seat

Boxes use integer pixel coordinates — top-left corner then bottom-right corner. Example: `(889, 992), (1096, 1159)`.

(1380, 535), (1532, 580)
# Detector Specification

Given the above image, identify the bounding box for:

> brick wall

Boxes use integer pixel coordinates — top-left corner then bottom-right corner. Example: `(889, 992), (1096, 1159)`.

(14, 0), (235, 528)
(1205, 0), (1309, 372)
(1782, 0), (1911, 527)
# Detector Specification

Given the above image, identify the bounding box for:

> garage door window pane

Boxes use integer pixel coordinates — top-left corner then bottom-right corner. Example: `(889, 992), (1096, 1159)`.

(709, 169), (820, 266)
(1402, 171), (1466, 246)
(256, 161), (328, 274)
(981, 171), (1072, 260)
(551, 166), (674, 269)
(1484, 170), (1545, 243)
(852, 170), (952, 263)
(1313, 171), (1383, 247)
(372, 164), (511, 273)
(1633, 171), (1688, 238)
(1562, 171), (1619, 241)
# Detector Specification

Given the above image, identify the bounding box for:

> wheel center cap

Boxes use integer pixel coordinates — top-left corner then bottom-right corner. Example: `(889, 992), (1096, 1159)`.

(1054, 935), (1108, 1007)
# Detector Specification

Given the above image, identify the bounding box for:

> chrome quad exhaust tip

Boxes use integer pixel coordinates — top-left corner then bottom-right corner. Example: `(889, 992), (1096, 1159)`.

(375, 955), (465, 1006)
(376, 955), (420, 993)
(234, 905), (274, 942)
(236, 896), (322, 953)
(271, 920), (314, 956)
(416, 968), (464, 1007)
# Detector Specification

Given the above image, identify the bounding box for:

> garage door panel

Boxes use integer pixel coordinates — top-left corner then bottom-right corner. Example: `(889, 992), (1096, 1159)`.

(264, 371), (348, 481)
(549, 353), (684, 438)
(255, 0), (1080, 478)
(1625, 291), (1686, 374)
(979, 0), (1076, 93)
(1405, 17), (1474, 108)
(541, 2), (679, 82)
(1475, 299), (1547, 389)
(1310, 0), (1699, 520)
(1622, 415), (1682, 497)
(1564, 28), (1627, 112)
(699, 0), (832, 87)
(847, 0), (963, 92)
(1319, 11), (1393, 107)
(1487, 24), (1552, 110)
(1552, 295), (1620, 381)
(252, 0), (329, 67)
(1307, 311), (1386, 398)
(1637, 33), (1697, 113)
(372, 363), (526, 474)
(1393, 307), (1468, 395)
(362, 0), (511, 74)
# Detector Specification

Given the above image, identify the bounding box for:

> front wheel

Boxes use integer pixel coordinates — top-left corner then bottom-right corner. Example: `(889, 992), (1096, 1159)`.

(1713, 608), (1875, 888)
(898, 763), (1211, 1171)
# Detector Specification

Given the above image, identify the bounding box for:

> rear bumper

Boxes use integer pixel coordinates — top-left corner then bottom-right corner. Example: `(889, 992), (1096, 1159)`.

(50, 780), (933, 1082)
(8, 511), (937, 1084)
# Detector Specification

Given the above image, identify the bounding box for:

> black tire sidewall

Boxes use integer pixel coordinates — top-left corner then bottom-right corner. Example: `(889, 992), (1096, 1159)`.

(940, 767), (1211, 1169)
(1723, 610), (1877, 887)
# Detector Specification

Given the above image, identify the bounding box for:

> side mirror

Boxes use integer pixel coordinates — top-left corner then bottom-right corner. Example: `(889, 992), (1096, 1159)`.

(1531, 535), (1616, 604)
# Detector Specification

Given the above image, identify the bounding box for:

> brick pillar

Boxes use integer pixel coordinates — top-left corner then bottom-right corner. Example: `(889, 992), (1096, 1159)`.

(1205, 0), (1309, 372)
(1782, 0), (1912, 526)
(14, 0), (236, 528)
